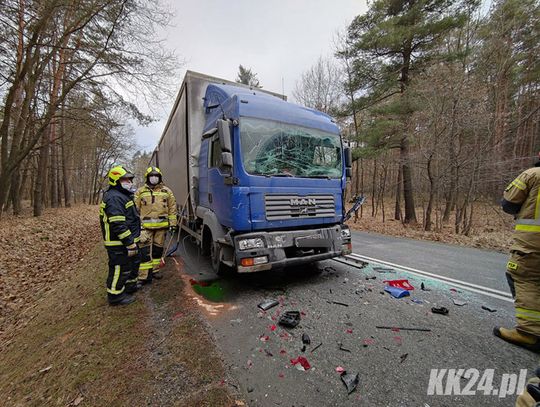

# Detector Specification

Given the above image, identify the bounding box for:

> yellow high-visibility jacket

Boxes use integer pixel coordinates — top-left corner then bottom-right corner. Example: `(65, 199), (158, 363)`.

(134, 183), (177, 229)
(504, 166), (540, 253)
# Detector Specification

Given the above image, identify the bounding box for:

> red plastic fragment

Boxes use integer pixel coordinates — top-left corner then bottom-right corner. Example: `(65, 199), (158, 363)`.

(280, 349), (287, 355)
(260, 335), (269, 342)
(383, 279), (414, 290)
(269, 324), (277, 331)
(346, 329), (353, 334)
(335, 366), (345, 373)
(290, 356), (311, 370)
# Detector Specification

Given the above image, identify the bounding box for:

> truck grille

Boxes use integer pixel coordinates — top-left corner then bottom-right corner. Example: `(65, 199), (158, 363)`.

(265, 194), (335, 221)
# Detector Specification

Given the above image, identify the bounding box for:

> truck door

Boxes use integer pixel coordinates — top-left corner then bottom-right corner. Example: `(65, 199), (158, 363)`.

(207, 136), (233, 227)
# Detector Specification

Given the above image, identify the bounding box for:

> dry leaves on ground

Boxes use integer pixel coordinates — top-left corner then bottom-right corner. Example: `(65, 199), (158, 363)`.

(346, 202), (514, 253)
(0, 205), (100, 342)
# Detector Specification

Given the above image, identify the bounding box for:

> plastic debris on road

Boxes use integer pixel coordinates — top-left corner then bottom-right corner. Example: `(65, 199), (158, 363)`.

(384, 286), (410, 298)
(431, 307), (449, 315)
(400, 353), (409, 363)
(481, 305), (497, 312)
(453, 299), (467, 306)
(278, 311), (301, 328)
(290, 356), (311, 371)
(258, 299), (279, 311)
(302, 333), (311, 345)
(335, 366), (345, 373)
(341, 372), (360, 394)
(384, 279), (415, 290)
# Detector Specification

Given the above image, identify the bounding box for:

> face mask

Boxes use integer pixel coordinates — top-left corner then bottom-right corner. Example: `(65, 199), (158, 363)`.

(148, 176), (160, 185)
(120, 180), (135, 192)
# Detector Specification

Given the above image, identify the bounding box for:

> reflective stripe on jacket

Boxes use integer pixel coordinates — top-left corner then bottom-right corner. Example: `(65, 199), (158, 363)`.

(504, 167), (540, 253)
(100, 186), (141, 248)
(134, 183), (177, 230)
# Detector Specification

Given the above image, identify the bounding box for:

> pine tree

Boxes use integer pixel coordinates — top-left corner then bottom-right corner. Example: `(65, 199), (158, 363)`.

(343, 0), (476, 223)
(236, 65), (261, 88)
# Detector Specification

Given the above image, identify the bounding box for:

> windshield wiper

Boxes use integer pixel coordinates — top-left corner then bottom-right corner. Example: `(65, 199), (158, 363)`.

(267, 173), (294, 177)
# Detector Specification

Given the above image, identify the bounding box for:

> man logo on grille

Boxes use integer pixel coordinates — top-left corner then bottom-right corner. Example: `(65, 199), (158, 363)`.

(290, 198), (316, 206)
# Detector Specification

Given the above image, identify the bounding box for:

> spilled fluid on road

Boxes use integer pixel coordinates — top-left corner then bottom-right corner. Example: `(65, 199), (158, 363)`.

(189, 278), (225, 302)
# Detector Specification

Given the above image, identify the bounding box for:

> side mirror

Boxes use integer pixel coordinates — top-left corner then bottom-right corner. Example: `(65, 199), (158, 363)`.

(217, 119), (232, 152)
(344, 147), (352, 169)
(345, 168), (352, 179)
(221, 152), (233, 168)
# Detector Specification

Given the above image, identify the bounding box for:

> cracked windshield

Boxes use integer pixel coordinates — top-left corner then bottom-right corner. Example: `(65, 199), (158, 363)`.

(240, 117), (342, 178)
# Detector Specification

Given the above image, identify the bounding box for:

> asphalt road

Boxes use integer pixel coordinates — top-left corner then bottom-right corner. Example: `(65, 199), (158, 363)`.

(172, 233), (536, 407)
(350, 231), (510, 293)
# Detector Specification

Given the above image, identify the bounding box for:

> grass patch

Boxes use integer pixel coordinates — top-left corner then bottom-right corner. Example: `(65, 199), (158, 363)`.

(0, 244), (238, 406)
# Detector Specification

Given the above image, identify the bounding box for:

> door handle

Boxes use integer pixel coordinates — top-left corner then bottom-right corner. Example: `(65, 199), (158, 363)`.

(208, 193), (213, 203)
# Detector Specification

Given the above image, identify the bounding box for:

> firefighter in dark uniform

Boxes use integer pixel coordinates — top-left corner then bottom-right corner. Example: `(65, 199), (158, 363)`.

(99, 165), (141, 306)
(495, 153), (540, 351)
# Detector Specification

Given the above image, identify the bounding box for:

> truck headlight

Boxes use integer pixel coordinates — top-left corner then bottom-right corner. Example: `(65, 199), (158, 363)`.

(341, 227), (351, 238)
(238, 237), (265, 251)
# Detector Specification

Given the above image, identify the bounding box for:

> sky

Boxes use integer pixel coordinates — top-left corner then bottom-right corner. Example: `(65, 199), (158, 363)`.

(133, 0), (367, 152)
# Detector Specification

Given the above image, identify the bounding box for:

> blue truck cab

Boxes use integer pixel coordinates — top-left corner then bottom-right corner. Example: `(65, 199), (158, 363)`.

(152, 71), (352, 273)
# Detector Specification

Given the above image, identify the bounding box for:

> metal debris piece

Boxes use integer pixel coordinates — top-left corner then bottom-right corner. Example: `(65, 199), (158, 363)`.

(376, 326), (432, 332)
(481, 305), (497, 313)
(341, 372), (359, 394)
(278, 311), (301, 328)
(331, 301), (349, 307)
(258, 299), (279, 311)
(338, 341), (351, 352)
(452, 299), (467, 306)
(310, 343), (322, 353)
(302, 333), (311, 345)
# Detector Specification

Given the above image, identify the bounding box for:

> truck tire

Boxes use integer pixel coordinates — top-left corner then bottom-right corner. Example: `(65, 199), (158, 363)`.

(210, 239), (229, 275)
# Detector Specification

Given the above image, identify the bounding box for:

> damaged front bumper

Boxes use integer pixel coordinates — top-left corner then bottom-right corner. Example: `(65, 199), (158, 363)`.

(234, 224), (352, 273)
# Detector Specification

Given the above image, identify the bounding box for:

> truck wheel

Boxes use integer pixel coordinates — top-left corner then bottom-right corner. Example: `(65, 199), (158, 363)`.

(210, 241), (228, 275)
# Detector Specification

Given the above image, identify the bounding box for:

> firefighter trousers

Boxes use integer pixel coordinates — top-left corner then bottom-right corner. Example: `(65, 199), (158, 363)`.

(138, 228), (167, 282)
(106, 247), (141, 303)
(506, 251), (540, 337)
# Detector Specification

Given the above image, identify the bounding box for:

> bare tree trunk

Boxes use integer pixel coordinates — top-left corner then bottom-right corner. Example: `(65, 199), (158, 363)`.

(425, 155), (435, 232)
(61, 121), (71, 207)
(10, 169), (22, 215)
(394, 163), (402, 221)
(33, 133), (49, 216)
(400, 136), (417, 224)
(50, 135), (58, 208)
(371, 158), (377, 217)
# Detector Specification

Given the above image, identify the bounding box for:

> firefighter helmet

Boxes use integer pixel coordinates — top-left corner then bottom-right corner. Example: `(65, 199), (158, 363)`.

(145, 166), (162, 184)
(108, 165), (134, 186)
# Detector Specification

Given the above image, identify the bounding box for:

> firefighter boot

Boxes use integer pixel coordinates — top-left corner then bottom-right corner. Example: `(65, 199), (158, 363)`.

(493, 326), (540, 352)
(109, 294), (136, 306)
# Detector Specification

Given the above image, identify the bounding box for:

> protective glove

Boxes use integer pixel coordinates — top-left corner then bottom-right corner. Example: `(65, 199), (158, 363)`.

(126, 243), (138, 257)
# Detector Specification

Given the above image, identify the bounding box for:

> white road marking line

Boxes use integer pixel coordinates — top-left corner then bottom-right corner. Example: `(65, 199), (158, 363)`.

(335, 253), (514, 303)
